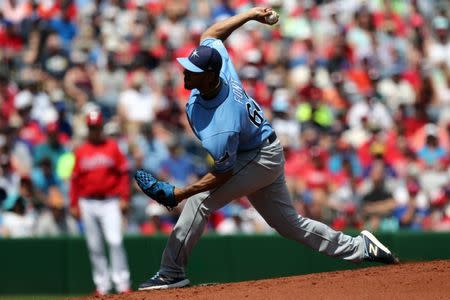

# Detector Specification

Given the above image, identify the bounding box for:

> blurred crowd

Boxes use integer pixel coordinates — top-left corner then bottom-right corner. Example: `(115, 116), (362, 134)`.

(1, 0), (450, 238)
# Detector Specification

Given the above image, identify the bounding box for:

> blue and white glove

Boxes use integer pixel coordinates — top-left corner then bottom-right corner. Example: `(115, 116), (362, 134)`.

(135, 169), (177, 210)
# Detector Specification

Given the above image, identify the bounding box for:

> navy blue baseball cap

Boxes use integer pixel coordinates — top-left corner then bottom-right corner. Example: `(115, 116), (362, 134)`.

(177, 46), (222, 74)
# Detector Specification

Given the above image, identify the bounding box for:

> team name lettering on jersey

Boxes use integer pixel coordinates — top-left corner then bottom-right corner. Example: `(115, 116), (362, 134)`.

(80, 154), (115, 170)
(230, 78), (245, 104)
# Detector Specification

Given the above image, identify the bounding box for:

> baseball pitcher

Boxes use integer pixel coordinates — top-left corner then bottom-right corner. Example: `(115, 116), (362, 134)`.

(135, 7), (399, 290)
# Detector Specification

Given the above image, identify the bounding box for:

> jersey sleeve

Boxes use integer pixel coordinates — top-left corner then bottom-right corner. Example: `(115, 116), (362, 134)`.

(202, 132), (239, 173)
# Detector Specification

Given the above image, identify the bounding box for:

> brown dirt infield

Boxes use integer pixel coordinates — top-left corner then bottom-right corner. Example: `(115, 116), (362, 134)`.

(76, 259), (450, 300)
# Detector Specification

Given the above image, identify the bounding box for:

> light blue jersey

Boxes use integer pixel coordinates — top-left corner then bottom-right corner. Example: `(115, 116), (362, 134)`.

(185, 38), (274, 173)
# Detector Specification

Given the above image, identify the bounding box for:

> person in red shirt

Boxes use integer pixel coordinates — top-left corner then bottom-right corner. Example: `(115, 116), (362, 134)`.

(70, 110), (131, 295)
(0, 73), (17, 124)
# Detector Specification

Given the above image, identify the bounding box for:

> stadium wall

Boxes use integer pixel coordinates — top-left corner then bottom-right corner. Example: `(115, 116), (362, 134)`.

(1, 232), (450, 294)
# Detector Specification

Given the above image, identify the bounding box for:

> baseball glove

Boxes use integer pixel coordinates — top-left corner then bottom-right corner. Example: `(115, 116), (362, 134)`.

(135, 169), (177, 210)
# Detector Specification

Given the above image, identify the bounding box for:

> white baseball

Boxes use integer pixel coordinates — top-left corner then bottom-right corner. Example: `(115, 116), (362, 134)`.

(265, 11), (279, 25)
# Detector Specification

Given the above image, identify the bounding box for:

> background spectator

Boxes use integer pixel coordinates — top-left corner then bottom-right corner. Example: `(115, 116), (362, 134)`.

(35, 186), (79, 237)
(1, 193), (34, 238)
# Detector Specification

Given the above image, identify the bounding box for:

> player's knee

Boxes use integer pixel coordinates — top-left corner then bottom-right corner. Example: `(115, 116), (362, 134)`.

(198, 203), (212, 217)
(88, 244), (105, 256)
(273, 215), (303, 238)
(185, 196), (212, 218)
(106, 236), (123, 247)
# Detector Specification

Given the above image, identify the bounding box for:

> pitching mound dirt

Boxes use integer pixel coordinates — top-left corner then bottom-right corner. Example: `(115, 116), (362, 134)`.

(76, 260), (450, 300)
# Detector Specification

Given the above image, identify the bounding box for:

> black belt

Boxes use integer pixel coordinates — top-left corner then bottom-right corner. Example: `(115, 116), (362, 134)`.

(267, 132), (277, 144)
(85, 195), (109, 200)
(239, 132), (278, 153)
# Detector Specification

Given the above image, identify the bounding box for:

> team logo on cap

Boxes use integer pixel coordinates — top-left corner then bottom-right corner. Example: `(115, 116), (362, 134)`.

(87, 110), (103, 125)
(191, 49), (199, 58)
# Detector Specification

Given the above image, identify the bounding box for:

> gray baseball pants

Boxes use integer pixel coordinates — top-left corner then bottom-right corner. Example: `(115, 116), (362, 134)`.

(159, 139), (365, 278)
